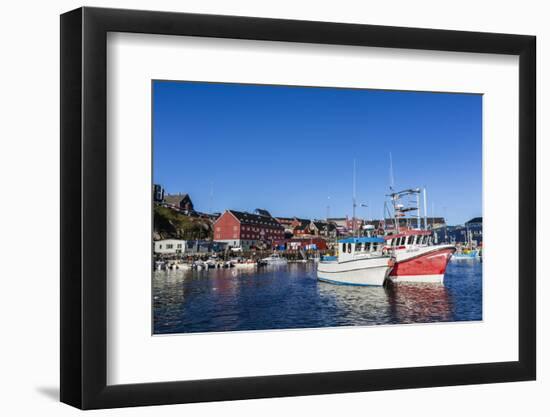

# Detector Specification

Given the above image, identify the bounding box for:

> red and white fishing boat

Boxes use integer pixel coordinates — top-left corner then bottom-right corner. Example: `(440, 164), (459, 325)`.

(382, 187), (455, 284)
(383, 230), (455, 283)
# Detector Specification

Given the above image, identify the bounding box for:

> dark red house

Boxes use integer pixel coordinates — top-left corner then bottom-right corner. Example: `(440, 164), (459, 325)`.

(213, 210), (285, 250)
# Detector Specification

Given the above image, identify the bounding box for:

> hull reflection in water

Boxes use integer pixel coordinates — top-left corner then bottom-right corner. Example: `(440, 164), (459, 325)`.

(153, 261), (482, 335)
(385, 283), (452, 323)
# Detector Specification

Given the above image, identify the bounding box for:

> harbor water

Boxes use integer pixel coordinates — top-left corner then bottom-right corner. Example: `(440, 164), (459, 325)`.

(153, 260), (482, 335)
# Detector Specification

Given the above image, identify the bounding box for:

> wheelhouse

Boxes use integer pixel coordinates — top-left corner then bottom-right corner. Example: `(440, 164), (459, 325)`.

(338, 237), (386, 262)
(384, 230), (433, 249)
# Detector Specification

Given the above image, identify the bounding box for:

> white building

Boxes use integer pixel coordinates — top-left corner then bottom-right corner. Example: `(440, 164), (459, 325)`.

(154, 239), (185, 255)
(154, 239), (226, 255)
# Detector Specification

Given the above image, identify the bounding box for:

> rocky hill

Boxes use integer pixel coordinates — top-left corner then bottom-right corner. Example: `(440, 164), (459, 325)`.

(153, 205), (212, 241)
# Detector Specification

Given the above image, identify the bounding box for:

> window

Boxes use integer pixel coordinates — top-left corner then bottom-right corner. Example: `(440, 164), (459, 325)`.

(365, 242), (371, 252)
(408, 235), (414, 245)
(177, 244), (182, 248)
(356, 242), (362, 252)
(166, 244), (173, 249)
(347, 243), (352, 253)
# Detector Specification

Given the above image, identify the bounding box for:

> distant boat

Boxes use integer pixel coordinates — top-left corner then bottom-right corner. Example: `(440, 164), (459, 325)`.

(451, 249), (480, 260)
(234, 259), (257, 269)
(451, 228), (480, 260)
(317, 237), (394, 286)
(261, 253), (288, 265)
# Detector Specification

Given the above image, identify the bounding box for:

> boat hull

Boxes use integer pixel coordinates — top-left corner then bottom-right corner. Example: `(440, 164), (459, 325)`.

(317, 257), (392, 286)
(389, 245), (455, 284)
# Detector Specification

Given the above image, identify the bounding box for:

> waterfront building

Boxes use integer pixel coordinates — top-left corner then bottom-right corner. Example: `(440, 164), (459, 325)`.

(328, 216), (364, 235)
(154, 239), (185, 255)
(213, 210), (285, 250)
(293, 221), (338, 238)
(275, 217), (311, 237)
(278, 237), (328, 251)
(154, 239), (227, 255)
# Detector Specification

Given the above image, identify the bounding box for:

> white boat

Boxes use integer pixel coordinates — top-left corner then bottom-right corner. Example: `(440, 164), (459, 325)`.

(261, 253), (288, 265)
(234, 260), (257, 269)
(193, 260), (207, 270)
(317, 237), (394, 286)
(205, 258), (218, 269)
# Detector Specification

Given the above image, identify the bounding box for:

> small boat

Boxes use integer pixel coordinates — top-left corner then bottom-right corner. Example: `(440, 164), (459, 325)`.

(193, 260), (207, 270)
(204, 258), (218, 269)
(451, 230), (480, 260)
(261, 253), (288, 265)
(177, 262), (192, 270)
(234, 259), (257, 269)
(317, 237), (394, 286)
(451, 249), (480, 260)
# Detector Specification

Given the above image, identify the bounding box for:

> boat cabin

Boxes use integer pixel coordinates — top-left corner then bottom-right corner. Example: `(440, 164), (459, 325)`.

(384, 229), (433, 249)
(338, 237), (386, 262)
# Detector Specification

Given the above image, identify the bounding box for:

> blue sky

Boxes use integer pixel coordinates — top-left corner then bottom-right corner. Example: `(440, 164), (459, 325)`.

(153, 81), (482, 225)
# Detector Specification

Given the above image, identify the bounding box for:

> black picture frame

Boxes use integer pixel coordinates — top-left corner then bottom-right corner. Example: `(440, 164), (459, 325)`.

(60, 6), (536, 410)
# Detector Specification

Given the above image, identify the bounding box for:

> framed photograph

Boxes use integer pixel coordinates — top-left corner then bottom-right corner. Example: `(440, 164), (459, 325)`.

(60, 6), (536, 409)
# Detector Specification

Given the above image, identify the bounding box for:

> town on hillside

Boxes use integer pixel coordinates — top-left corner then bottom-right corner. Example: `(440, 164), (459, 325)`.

(152, 184), (482, 260)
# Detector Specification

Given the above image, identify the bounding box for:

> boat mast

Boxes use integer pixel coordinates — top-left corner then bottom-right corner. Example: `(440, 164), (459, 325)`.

(416, 191), (421, 230)
(388, 153), (398, 232)
(352, 159), (357, 236)
(423, 187), (428, 230)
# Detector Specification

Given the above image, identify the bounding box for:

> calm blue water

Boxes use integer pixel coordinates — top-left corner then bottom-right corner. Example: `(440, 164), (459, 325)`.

(153, 260), (482, 334)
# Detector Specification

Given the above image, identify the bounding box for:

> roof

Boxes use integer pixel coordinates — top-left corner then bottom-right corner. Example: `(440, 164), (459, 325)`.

(312, 221), (336, 231)
(254, 208), (272, 217)
(466, 217), (483, 225)
(164, 193), (191, 205)
(339, 237), (385, 243)
(226, 210), (283, 228)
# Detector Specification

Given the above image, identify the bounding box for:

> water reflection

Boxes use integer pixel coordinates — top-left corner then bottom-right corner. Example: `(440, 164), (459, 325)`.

(385, 283), (452, 324)
(153, 260), (482, 334)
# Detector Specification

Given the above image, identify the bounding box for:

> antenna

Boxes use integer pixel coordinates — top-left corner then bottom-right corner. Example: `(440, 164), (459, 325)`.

(389, 152), (395, 191)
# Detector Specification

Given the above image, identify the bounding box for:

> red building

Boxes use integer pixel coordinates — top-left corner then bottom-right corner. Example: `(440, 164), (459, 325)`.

(275, 237), (328, 251)
(213, 210), (285, 250)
